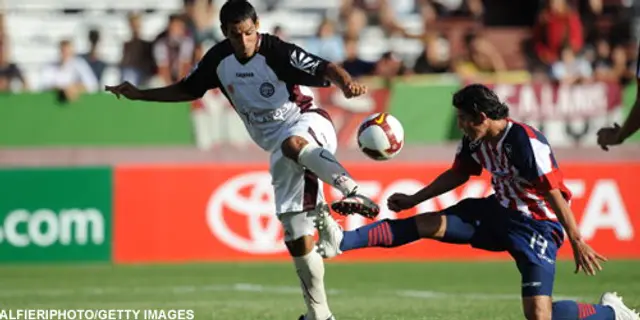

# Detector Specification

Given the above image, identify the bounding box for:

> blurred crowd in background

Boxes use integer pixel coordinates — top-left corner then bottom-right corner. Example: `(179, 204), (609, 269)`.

(0, 0), (638, 100)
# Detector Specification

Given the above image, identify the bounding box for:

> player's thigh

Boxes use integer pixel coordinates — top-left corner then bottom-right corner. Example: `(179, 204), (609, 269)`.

(437, 197), (505, 250)
(522, 295), (553, 320)
(270, 148), (326, 214)
(509, 221), (562, 298)
(283, 110), (337, 154)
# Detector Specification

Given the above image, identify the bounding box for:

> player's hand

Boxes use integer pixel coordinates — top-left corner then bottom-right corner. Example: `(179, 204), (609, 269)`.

(571, 239), (607, 276)
(341, 81), (367, 98)
(596, 123), (623, 151)
(387, 193), (417, 212)
(105, 82), (144, 100)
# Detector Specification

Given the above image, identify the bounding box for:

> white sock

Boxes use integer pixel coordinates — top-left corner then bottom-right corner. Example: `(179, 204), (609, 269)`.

(298, 144), (358, 196)
(293, 250), (332, 320)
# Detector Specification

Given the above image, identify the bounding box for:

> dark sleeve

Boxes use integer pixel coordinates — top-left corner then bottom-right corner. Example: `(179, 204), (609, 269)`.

(177, 42), (228, 97)
(451, 136), (483, 176)
(263, 35), (331, 87)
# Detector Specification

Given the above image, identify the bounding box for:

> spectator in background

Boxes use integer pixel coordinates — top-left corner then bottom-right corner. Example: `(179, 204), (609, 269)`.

(272, 25), (287, 40)
(183, 0), (221, 46)
(340, 0), (405, 38)
(610, 44), (634, 85)
(577, 0), (603, 43)
(153, 14), (195, 85)
(533, 0), (584, 65)
(412, 31), (452, 74)
(0, 40), (28, 93)
(120, 13), (156, 87)
(454, 30), (507, 78)
(418, 0), (483, 19)
(551, 45), (592, 84)
(80, 29), (107, 87)
(40, 40), (98, 102)
(591, 38), (615, 81)
(341, 37), (376, 78)
(376, 51), (408, 77)
(305, 19), (345, 63)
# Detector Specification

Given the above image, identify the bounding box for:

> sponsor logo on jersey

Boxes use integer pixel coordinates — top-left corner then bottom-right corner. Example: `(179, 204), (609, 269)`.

(236, 72), (254, 78)
(290, 50), (321, 75)
(260, 82), (276, 98)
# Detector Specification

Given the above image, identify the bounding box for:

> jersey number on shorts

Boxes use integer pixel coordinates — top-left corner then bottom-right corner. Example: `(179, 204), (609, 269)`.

(529, 233), (549, 255)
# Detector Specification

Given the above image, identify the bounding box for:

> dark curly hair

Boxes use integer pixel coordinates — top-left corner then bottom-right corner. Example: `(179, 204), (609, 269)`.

(452, 84), (509, 120)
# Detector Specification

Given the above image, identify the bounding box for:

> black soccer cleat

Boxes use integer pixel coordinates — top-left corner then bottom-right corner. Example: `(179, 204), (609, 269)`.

(331, 192), (379, 219)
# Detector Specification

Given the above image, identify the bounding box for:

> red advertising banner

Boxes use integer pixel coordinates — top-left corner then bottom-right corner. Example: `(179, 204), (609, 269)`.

(113, 163), (640, 263)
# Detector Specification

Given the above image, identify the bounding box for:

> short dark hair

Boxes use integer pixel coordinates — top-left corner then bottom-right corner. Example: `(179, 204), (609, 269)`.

(220, 0), (258, 29)
(452, 84), (509, 120)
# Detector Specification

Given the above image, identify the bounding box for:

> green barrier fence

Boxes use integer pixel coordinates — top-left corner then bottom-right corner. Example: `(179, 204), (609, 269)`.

(0, 93), (193, 146)
(0, 82), (637, 146)
(0, 167), (112, 262)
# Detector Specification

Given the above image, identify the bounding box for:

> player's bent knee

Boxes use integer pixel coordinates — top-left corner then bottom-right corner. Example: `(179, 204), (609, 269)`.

(280, 211), (316, 257)
(414, 213), (447, 239)
(281, 136), (309, 161)
(522, 296), (552, 320)
(285, 235), (315, 257)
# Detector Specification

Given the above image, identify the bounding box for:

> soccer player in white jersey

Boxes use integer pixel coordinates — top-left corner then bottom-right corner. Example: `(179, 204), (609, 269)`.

(597, 42), (640, 150)
(105, 1), (379, 319)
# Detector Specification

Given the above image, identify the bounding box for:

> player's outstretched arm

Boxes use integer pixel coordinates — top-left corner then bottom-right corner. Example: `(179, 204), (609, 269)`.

(387, 169), (469, 212)
(544, 189), (607, 276)
(597, 60), (640, 150)
(323, 62), (367, 98)
(105, 82), (200, 103)
(597, 97), (640, 150)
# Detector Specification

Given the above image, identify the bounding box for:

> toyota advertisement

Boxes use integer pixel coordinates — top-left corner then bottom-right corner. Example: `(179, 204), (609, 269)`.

(112, 163), (640, 263)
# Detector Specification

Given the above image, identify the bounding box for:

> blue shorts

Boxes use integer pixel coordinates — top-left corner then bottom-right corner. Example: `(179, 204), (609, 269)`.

(441, 196), (565, 297)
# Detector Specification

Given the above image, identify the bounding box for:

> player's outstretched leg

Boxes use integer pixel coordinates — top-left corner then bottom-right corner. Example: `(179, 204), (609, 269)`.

(282, 135), (379, 219)
(551, 293), (638, 320)
(317, 198), (481, 258)
(316, 213), (437, 258)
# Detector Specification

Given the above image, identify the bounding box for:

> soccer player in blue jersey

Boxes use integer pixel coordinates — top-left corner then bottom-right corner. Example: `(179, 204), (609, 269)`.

(314, 84), (639, 320)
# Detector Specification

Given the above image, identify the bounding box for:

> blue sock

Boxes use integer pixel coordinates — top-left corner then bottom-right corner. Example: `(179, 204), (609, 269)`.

(339, 218), (420, 252)
(552, 301), (615, 319)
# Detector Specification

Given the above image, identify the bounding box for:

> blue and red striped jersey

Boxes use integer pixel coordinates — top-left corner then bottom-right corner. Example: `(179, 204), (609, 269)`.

(452, 119), (572, 221)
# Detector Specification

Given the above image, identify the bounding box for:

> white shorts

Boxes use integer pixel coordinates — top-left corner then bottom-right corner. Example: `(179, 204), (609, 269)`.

(270, 110), (337, 241)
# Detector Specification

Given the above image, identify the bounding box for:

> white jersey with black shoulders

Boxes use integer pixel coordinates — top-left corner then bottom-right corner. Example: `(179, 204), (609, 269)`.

(178, 33), (332, 152)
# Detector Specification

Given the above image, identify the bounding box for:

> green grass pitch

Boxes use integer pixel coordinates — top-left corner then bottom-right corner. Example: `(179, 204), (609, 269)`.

(1, 261), (639, 319)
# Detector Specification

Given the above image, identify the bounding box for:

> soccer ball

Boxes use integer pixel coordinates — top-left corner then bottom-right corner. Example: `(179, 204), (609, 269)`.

(357, 112), (405, 161)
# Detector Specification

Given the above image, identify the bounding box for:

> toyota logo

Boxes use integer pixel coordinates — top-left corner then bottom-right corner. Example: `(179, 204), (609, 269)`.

(206, 171), (287, 254)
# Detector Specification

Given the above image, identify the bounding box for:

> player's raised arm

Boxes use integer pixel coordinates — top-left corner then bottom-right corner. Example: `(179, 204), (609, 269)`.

(105, 43), (222, 103)
(268, 35), (367, 99)
(323, 62), (367, 98)
(105, 82), (200, 102)
(597, 44), (640, 150)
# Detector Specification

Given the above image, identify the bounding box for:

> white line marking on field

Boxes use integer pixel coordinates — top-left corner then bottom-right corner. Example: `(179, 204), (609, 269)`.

(0, 283), (584, 303)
